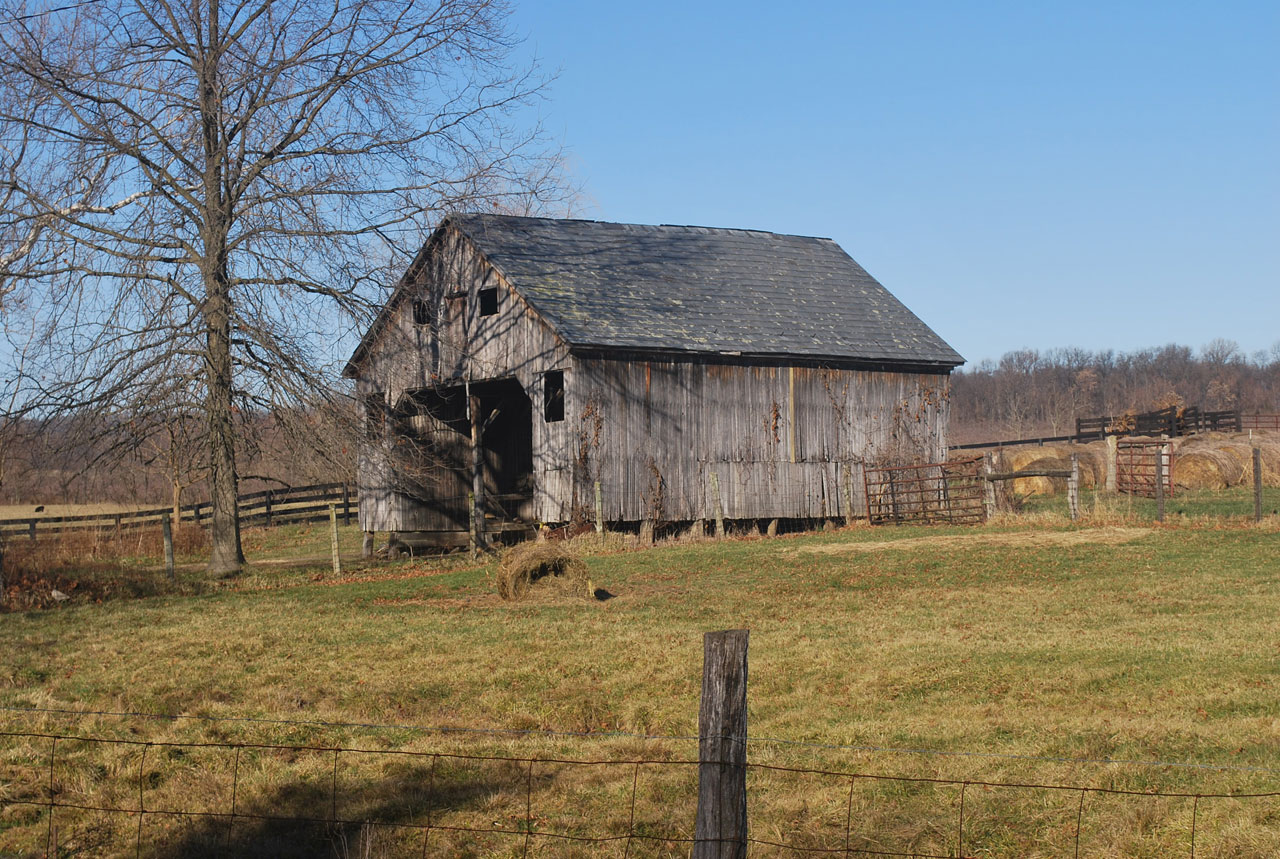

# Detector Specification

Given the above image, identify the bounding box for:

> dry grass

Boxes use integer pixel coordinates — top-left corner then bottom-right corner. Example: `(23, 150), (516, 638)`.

(0, 502), (159, 519)
(2, 515), (1279, 856)
(1, 525), (211, 610)
(797, 525), (1150, 554)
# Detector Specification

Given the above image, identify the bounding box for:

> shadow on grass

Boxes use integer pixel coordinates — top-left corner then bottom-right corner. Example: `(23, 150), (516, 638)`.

(149, 759), (515, 858)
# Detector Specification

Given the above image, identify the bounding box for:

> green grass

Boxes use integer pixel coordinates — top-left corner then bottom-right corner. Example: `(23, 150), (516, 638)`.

(1025, 485), (1280, 520)
(2, 511), (1279, 856)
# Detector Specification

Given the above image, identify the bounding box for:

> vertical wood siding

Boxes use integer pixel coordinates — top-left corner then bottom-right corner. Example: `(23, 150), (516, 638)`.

(571, 359), (950, 522)
(353, 229), (951, 530)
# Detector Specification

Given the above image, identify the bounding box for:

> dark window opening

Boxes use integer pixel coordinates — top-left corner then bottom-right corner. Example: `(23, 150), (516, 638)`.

(479, 287), (499, 317)
(543, 370), (565, 423)
(365, 392), (386, 440)
(412, 297), (432, 327)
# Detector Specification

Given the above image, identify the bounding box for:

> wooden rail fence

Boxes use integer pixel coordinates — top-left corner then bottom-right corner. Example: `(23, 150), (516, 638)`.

(0, 482), (356, 541)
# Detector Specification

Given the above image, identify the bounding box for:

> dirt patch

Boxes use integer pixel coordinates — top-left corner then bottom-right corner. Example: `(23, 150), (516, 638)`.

(799, 526), (1151, 555)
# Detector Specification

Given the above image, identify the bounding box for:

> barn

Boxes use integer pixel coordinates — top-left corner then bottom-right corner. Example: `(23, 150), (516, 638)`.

(343, 214), (964, 546)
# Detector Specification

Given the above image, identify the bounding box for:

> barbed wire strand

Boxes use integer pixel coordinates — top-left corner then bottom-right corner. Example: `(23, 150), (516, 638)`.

(4, 703), (1277, 776)
(6, 727), (1269, 857)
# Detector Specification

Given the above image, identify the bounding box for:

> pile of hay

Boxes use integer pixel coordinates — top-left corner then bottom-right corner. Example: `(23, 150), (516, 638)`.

(1005, 443), (1105, 495)
(1173, 433), (1280, 490)
(496, 542), (590, 601)
(1172, 448), (1241, 490)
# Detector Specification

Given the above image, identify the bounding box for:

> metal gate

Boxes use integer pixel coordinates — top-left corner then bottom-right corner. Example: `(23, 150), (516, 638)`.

(863, 457), (986, 526)
(1117, 439), (1173, 498)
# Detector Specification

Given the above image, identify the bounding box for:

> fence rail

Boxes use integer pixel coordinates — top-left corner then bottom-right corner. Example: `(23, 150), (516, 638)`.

(1241, 413), (1280, 431)
(953, 408), (1280, 453)
(0, 482), (355, 540)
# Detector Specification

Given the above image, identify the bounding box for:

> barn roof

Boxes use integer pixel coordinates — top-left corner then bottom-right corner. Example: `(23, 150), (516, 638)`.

(346, 214), (964, 375)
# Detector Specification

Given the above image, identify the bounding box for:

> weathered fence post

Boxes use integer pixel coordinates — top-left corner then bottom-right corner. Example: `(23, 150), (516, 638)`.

(362, 531), (374, 559)
(28, 519), (36, 542)
(161, 516), (175, 581)
(1068, 454), (1080, 522)
(329, 504), (341, 575)
(1154, 447), (1166, 523)
(594, 480), (604, 535)
(264, 489), (273, 528)
(710, 471), (725, 538)
(1105, 436), (1118, 493)
(1255, 447), (1264, 523)
(694, 629), (749, 859)
(982, 452), (996, 519)
(841, 462), (854, 527)
(342, 483), (351, 527)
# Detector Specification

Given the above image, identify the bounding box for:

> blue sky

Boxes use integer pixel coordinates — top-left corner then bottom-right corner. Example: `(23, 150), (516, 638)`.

(510, 1), (1279, 367)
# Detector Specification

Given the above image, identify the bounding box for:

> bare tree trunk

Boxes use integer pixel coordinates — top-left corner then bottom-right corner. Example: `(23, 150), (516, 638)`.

(171, 478), (182, 530)
(205, 287), (244, 573)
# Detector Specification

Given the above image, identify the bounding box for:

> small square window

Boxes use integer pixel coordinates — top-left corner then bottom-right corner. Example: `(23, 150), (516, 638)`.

(412, 297), (431, 327)
(479, 287), (499, 317)
(543, 371), (565, 423)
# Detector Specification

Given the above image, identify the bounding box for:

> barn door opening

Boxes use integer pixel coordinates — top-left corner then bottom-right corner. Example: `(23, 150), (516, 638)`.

(468, 377), (535, 522)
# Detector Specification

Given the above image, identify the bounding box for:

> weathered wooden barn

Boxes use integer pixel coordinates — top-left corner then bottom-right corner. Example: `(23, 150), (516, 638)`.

(343, 214), (964, 544)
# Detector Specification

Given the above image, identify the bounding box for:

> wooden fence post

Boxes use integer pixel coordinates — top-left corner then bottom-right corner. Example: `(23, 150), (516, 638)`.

(1255, 447), (1264, 523)
(1154, 447), (1166, 523)
(694, 629), (749, 859)
(161, 516), (175, 581)
(28, 519), (36, 542)
(362, 532), (374, 559)
(982, 453), (997, 519)
(594, 480), (604, 535)
(1105, 436), (1118, 493)
(1068, 454), (1080, 522)
(710, 471), (725, 538)
(342, 483), (351, 527)
(265, 490), (274, 528)
(329, 504), (341, 575)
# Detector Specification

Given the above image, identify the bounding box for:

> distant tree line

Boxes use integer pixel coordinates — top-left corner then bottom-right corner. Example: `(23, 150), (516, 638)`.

(949, 340), (1280, 444)
(0, 401), (357, 509)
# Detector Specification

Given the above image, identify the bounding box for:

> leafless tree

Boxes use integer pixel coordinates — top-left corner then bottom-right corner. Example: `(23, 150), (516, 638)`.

(0, 0), (570, 572)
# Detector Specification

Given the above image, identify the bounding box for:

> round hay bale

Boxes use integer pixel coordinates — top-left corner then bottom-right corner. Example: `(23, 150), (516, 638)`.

(497, 543), (590, 601)
(1171, 448), (1242, 490)
(1259, 443), (1280, 487)
(1012, 474), (1065, 496)
(1009, 452), (1070, 496)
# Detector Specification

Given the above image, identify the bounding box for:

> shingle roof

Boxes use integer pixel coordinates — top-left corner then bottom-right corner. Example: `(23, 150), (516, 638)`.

(449, 214), (963, 368)
(345, 214), (963, 376)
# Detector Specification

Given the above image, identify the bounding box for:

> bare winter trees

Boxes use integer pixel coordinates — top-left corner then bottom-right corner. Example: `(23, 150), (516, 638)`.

(951, 342), (1280, 443)
(0, 0), (568, 571)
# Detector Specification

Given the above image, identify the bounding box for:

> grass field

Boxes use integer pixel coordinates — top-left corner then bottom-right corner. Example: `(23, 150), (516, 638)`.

(2, 509), (1279, 856)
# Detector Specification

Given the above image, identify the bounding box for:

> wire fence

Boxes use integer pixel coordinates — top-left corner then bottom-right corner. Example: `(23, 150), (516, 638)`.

(2, 709), (1277, 857)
